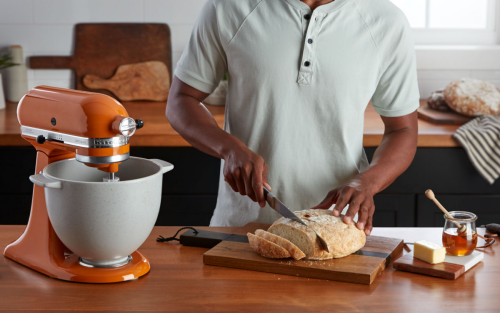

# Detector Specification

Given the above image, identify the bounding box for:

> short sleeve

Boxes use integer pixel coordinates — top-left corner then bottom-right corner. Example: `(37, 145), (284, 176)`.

(174, 0), (227, 94)
(371, 15), (420, 117)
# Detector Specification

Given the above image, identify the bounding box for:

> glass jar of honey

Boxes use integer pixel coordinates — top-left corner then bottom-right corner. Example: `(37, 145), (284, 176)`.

(442, 211), (478, 256)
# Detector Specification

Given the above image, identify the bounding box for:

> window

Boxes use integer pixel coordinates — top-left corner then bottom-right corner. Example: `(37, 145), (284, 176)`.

(390, 0), (497, 45)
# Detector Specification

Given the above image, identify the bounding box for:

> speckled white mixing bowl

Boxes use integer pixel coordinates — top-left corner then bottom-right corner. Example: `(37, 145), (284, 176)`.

(30, 157), (173, 267)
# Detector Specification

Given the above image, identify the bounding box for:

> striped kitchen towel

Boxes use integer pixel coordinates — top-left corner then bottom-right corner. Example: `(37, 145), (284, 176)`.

(454, 115), (500, 184)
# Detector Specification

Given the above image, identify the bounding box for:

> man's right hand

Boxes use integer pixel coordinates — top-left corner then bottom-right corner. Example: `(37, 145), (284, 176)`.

(222, 143), (270, 208)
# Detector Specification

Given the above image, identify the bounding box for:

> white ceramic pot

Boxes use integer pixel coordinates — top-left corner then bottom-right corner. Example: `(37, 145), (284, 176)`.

(0, 73), (5, 110)
(30, 157), (173, 267)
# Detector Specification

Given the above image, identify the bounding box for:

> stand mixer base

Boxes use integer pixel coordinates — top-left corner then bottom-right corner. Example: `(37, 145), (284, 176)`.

(79, 255), (133, 268)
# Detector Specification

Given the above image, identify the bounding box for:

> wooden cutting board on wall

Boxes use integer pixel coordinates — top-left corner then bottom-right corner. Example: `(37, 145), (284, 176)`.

(30, 23), (172, 99)
(203, 223), (404, 285)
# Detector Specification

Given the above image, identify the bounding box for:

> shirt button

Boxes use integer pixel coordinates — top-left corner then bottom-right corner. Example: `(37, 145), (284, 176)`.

(304, 61), (310, 67)
(308, 38), (313, 44)
(304, 14), (311, 20)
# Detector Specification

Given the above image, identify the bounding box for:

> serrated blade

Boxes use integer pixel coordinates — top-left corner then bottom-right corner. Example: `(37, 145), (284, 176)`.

(263, 186), (330, 253)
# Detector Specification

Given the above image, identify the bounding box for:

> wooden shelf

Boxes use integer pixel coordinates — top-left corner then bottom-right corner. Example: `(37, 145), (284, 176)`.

(0, 100), (460, 147)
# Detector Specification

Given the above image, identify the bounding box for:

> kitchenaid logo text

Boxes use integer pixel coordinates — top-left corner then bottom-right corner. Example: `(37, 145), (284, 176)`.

(94, 139), (114, 146)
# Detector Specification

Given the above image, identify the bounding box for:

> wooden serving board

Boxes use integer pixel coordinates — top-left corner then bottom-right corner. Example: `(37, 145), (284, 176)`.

(417, 105), (473, 125)
(203, 224), (404, 285)
(393, 251), (484, 280)
(30, 23), (172, 99)
(83, 61), (170, 101)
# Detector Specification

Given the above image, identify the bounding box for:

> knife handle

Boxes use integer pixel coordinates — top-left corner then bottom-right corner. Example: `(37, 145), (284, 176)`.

(263, 186), (270, 199)
(263, 186), (274, 207)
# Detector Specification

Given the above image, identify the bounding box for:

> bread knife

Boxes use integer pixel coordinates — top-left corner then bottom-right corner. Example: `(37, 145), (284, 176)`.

(263, 186), (330, 252)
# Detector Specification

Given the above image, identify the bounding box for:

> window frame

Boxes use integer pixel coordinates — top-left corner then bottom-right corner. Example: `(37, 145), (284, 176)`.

(396, 0), (499, 45)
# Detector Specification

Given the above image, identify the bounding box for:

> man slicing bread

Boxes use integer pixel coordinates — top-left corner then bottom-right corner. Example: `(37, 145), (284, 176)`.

(166, 0), (419, 235)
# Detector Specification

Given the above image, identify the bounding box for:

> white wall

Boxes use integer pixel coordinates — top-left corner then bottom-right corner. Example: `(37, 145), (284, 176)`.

(0, 0), (205, 90)
(0, 0), (499, 99)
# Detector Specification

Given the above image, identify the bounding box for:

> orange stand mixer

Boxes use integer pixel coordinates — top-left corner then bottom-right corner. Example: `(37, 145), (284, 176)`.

(3, 86), (151, 283)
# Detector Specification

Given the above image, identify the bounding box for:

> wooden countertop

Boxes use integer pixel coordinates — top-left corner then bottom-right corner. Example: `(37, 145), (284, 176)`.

(0, 100), (460, 147)
(0, 225), (496, 312)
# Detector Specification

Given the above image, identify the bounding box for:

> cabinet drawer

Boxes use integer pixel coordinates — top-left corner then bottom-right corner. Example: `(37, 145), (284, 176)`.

(417, 194), (500, 227)
(157, 195), (217, 226)
(372, 194), (415, 227)
(0, 195), (32, 225)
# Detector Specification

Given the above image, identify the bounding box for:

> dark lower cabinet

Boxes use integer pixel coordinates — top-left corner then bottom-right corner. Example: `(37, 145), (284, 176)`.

(0, 195), (32, 225)
(372, 195), (415, 227)
(1, 146), (500, 226)
(157, 195), (217, 226)
(417, 194), (500, 227)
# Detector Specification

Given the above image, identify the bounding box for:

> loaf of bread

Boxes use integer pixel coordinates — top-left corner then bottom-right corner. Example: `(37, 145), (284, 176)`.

(247, 233), (291, 258)
(269, 209), (366, 260)
(443, 78), (500, 116)
(247, 209), (366, 261)
(427, 90), (450, 111)
(255, 229), (305, 260)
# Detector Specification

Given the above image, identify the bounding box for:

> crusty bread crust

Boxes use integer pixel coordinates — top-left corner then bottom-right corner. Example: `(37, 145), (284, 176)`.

(444, 78), (500, 116)
(268, 209), (366, 260)
(255, 229), (306, 260)
(247, 233), (291, 259)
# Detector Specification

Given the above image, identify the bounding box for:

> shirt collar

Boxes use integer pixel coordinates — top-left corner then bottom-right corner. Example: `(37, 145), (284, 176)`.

(284, 0), (351, 13)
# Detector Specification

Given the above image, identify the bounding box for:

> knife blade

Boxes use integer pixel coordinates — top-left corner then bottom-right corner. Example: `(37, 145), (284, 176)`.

(263, 186), (330, 253)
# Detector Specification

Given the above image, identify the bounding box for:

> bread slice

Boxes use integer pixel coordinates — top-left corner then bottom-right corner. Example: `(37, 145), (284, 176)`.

(255, 229), (305, 260)
(247, 233), (291, 259)
(268, 209), (366, 260)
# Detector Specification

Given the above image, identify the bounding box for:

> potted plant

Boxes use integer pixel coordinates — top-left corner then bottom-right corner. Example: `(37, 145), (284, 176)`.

(204, 72), (228, 106)
(0, 54), (18, 110)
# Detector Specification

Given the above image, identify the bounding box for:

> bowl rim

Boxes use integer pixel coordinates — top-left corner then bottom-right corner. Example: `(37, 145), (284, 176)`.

(42, 156), (163, 185)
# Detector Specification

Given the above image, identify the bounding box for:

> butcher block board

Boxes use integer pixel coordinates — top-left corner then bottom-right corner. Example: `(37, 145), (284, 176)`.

(203, 225), (404, 285)
(417, 105), (473, 125)
(30, 23), (171, 99)
(393, 251), (484, 280)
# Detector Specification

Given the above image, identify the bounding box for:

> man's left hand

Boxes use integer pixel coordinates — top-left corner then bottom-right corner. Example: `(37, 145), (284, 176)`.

(310, 176), (376, 236)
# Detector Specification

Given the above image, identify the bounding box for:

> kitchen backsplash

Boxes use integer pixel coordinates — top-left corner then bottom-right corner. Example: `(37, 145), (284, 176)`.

(0, 0), (499, 99)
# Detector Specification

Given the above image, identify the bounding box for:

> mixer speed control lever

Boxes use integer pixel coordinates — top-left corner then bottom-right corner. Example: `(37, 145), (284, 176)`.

(135, 119), (144, 129)
(36, 135), (46, 144)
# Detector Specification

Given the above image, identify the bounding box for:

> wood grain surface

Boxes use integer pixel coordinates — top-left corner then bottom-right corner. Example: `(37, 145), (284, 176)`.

(83, 61), (170, 101)
(0, 226), (497, 312)
(393, 253), (465, 280)
(0, 100), (461, 147)
(204, 224), (404, 285)
(417, 106), (473, 125)
(30, 23), (172, 98)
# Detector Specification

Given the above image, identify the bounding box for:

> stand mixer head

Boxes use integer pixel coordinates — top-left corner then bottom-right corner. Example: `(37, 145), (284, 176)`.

(17, 85), (143, 180)
(3, 86), (169, 283)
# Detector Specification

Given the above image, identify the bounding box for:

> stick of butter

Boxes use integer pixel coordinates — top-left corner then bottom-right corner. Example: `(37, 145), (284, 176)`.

(414, 240), (446, 264)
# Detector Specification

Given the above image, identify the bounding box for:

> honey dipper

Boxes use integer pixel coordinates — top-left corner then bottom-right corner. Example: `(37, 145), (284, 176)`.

(425, 189), (488, 240)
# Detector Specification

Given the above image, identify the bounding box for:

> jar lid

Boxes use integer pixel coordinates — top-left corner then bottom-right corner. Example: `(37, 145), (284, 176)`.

(444, 211), (477, 222)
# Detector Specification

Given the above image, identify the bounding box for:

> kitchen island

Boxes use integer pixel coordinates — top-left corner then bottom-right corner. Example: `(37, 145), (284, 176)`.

(0, 225), (496, 312)
(1, 100), (499, 227)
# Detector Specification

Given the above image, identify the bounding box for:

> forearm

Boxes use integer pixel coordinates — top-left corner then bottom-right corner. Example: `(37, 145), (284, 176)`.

(359, 114), (418, 194)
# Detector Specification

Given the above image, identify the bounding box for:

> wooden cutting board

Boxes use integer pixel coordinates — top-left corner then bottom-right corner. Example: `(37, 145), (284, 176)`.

(417, 105), (473, 125)
(30, 23), (171, 99)
(203, 224), (404, 285)
(83, 61), (170, 101)
(393, 251), (484, 280)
